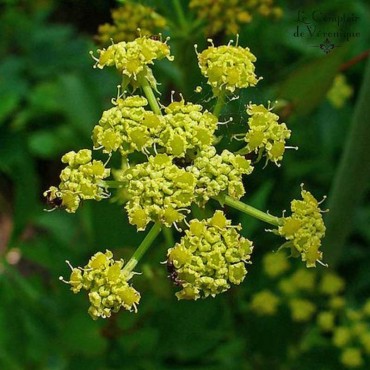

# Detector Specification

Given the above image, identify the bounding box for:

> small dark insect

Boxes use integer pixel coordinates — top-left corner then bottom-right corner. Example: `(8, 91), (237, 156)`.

(172, 152), (195, 168)
(46, 193), (63, 209)
(150, 35), (161, 41)
(166, 260), (184, 287)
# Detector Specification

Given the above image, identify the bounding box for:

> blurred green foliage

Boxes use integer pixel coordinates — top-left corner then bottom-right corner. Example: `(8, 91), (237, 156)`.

(0, 0), (370, 369)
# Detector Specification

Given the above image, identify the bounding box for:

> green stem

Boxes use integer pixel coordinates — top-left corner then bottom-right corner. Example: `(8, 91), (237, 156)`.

(215, 195), (281, 227)
(122, 222), (162, 275)
(173, 0), (188, 29)
(137, 73), (162, 115)
(324, 56), (370, 266)
(213, 91), (226, 118)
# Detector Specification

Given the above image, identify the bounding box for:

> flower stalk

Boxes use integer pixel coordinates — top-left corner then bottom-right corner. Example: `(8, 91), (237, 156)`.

(122, 222), (162, 276)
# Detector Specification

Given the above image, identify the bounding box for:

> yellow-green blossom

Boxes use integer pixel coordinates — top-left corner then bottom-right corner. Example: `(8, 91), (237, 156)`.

(289, 298), (316, 322)
(189, 146), (253, 205)
(244, 103), (291, 165)
(167, 211), (253, 300)
(262, 251), (290, 278)
(96, 3), (166, 45)
(340, 347), (364, 368)
(44, 149), (110, 213)
(290, 268), (316, 292)
(327, 74), (353, 108)
(333, 327), (352, 348)
(277, 186), (326, 267)
(189, 0), (282, 36)
(63, 250), (140, 320)
(94, 36), (173, 90)
(124, 154), (196, 230)
(329, 295), (346, 311)
(317, 311), (335, 332)
(319, 272), (345, 295)
(92, 95), (164, 155)
(197, 41), (260, 96)
(250, 289), (280, 315)
(161, 99), (218, 157)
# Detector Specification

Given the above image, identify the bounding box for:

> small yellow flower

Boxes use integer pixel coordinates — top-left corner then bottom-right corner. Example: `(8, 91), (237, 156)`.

(340, 347), (364, 368)
(61, 250), (140, 320)
(96, 3), (166, 45)
(94, 36), (173, 90)
(262, 251), (290, 278)
(289, 298), (316, 322)
(197, 40), (260, 96)
(167, 211), (253, 300)
(250, 290), (280, 315)
(327, 74), (353, 108)
(317, 311), (335, 332)
(319, 272), (345, 295)
(277, 186), (326, 267)
(44, 149), (110, 213)
(244, 103), (291, 165)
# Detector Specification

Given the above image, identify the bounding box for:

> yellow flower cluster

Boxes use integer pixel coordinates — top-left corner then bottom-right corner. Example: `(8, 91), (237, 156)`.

(277, 186), (326, 267)
(197, 41), (260, 96)
(189, 0), (282, 36)
(244, 103), (291, 165)
(64, 250), (140, 320)
(93, 95), (164, 155)
(96, 3), (166, 45)
(190, 146), (253, 205)
(167, 211), (253, 300)
(44, 149), (110, 213)
(330, 301), (370, 368)
(162, 99), (218, 157)
(327, 74), (353, 108)
(125, 154), (196, 230)
(95, 36), (173, 89)
(263, 251), (290, 278)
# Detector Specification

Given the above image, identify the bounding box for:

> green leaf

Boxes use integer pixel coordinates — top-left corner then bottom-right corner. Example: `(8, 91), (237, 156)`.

(276, 44), (350, 116)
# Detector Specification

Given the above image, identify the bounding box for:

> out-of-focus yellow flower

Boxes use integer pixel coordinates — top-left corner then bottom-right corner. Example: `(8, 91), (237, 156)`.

(319, 272), (345, 295)
(262, 251), (290, 278)
(289, 298), (316, 322)
(251, 289), (280, 315)
(189, 0), (282, 36)
(290, 268), (316, 292)
(317, 311), (335, 332)
(329, 295), (346, 311)
(340, 347), (364, 368)
(96, 2), (166, 45)
(327, 74), (353, 108)
(333, 327), (352, 348)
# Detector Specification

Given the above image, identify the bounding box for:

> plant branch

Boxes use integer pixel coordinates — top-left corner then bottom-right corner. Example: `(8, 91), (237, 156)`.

(215, 194), (281, 226)
(122, 222), (162, 275)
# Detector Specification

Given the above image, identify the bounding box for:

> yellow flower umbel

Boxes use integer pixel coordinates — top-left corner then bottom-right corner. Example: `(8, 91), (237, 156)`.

(197, 40), (260, 96)
(277, 186), (326, 267)
(92, 95), (164, 155)
(167, 211), (253, 300)
(189, 0), (282, 36)
(189, 146), (253, 205)
(244, 103), (291, 165)
(161, 99), (218, 157)
(44, 149), (110, 213)
(124, 154), (196, 230)
(96, 3), (166, 45)
(94, 35), (173, 90)
(62, 250), (140, 320)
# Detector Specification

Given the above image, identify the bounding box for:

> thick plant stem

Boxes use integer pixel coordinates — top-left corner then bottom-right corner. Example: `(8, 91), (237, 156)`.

(215, 195), (281, 226)
(138, 74), (162, 115)
(213, 91), (226, 117)
(324, 56), (370, 266)
(122, 222), (162, 275)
